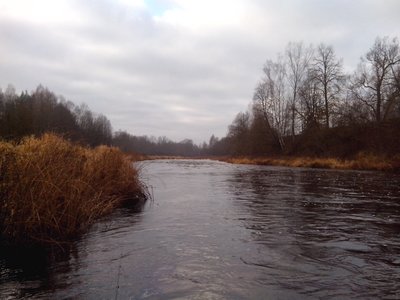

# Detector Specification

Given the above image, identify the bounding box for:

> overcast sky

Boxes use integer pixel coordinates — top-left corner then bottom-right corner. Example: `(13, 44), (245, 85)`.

(0, 0), (399, 143)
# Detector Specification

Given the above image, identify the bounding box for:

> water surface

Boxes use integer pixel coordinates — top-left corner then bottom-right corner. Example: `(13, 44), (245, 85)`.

(1, 159), (400, 299)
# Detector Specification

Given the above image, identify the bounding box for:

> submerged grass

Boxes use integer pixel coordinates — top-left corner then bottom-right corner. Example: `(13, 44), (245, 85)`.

(0, 134), (145, 246)
(220, 152), (399, 172)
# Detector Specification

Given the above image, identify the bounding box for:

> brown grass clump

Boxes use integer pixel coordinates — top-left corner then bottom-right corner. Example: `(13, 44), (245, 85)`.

(0, 134), (145, 246)
(349, 152), (393, 171)
(220, 153), (397, 171)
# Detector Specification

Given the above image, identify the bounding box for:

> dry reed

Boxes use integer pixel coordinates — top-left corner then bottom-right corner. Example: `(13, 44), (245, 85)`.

(220, 152), (397, 171)
(0, 134), (145, 246)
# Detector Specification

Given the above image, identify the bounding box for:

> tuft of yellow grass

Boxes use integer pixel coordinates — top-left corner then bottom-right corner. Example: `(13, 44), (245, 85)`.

(349, 152), (393, 171)
(220, 153), (396, 171)
(0, 134), (145, 246)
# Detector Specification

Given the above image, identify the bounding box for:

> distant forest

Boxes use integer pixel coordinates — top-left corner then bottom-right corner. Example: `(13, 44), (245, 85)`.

(0, 85), (204, 156)
(1, 36), (399, 158)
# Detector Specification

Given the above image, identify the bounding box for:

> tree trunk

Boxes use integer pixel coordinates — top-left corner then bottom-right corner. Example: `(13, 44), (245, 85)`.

(376, 86), (381, 123)
(324, 83), (329, 128)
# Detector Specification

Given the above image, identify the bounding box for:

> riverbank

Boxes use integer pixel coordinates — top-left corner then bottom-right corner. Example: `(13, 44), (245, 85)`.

(0, 134), (146, 246)
(135, 155), (184, 161)
(136, 153), (399, 172)
(218, 153), (400, 172)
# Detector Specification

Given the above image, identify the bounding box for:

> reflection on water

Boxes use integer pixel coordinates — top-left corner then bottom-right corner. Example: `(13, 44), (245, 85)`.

(1, 160), (400, 299)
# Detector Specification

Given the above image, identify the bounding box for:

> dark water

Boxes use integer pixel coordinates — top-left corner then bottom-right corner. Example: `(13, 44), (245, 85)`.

(1, 159), (400, 299)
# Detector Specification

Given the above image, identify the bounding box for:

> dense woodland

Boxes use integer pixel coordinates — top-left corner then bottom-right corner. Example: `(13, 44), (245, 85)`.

(1, 36), (399, 158)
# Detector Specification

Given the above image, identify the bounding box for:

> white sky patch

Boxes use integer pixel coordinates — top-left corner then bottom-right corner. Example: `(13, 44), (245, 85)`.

(169, 105), (196, 113)
(118, 0), (146, 8)
(76, 43), (123, 58)
(143, 0), (171, 16)
(0, 0), (85, 25)
(154, 0), (247, 31)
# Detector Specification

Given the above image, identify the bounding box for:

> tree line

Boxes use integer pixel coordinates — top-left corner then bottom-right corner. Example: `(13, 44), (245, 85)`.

(208, 36), (400, 157)
(0, 85), (113, 147)
(0, 85), (205, 156)
(113, 131), (204, 156)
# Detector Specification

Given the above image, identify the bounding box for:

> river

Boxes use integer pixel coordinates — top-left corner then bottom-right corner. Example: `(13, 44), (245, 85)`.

(1, 159), (400, 299)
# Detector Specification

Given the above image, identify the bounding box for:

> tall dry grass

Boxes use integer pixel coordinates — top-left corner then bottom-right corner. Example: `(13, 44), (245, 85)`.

(0, 134), (145, 245)
(220, 152), (397, 171)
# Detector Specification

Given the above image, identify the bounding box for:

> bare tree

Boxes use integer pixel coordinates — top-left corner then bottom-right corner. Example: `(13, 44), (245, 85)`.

(298, 72), (324, 130)
(286, 42), (314, 138)
(93, 114), (112, 145)
(227, 111), (250, 155)
(312, 43), (344, 128)
(253, 58), (289, 151)
(0, 88), (3, 120)
(209, 134), (219, 148)
(4, 84), (17, 101)
(352, 36), (400, 122)
(388, 61), (400, 118)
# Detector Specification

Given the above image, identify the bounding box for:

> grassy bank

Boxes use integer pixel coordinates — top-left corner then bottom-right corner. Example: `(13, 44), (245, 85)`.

(0, 134), (145, 246)
(219, 152), (400, 172)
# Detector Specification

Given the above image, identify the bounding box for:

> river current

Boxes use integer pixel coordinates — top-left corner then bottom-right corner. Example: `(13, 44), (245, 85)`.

(1, 159), (400, 299)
